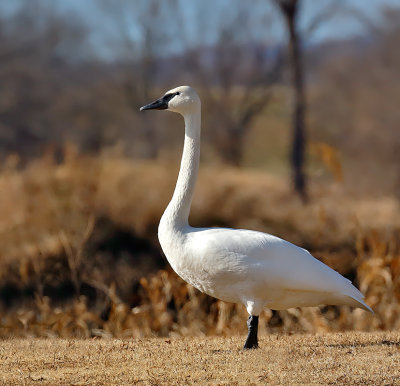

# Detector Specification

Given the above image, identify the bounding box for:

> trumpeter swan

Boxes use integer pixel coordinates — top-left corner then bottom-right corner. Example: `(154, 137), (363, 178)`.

(140, 86), (372, 349)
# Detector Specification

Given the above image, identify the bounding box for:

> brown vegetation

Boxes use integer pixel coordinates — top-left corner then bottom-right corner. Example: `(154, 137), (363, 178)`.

(0, 153), (399, 338)
(1, 332), (399, 384)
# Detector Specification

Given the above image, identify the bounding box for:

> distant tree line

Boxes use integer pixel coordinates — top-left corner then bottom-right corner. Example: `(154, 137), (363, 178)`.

(0, 0), (398, 196)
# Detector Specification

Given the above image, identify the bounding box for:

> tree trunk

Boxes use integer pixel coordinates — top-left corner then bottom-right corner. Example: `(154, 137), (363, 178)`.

(277, 0), (307, 201)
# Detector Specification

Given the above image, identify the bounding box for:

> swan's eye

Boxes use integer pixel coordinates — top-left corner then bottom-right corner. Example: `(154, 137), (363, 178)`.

(176, 92), (180, 96)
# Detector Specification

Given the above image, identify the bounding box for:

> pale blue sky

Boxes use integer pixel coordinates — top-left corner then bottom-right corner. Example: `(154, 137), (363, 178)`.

(2, 0), (399, 58)
(54, 0), (399, 42)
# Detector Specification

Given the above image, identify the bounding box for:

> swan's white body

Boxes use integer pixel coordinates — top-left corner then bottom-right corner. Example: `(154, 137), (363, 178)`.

(159, 226), (372, 315)
(143, 85), (372, 322)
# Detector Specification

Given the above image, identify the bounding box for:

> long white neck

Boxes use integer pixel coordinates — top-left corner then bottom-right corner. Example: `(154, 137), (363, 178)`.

(162, 107), (201, 228)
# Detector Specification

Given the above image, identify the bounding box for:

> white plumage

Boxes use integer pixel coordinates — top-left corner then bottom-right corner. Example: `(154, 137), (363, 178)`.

(140, 85), (372, 349)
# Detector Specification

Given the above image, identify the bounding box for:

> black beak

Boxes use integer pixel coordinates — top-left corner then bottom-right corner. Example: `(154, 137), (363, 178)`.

(139, 92), (177, 112)
(140, 96), (168, 111)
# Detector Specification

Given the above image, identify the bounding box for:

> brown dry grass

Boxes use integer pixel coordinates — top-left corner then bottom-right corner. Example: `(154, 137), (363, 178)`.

(1, 152), (400, 338)
(1, 332), (399, 385)
(1, 152), (398, 268)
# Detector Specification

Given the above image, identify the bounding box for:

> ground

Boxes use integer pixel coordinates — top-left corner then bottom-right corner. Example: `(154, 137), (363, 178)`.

(1, 332), (399, 385)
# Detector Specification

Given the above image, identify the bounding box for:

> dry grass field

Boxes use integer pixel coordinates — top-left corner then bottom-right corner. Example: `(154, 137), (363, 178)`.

(1, 332), (399, 385)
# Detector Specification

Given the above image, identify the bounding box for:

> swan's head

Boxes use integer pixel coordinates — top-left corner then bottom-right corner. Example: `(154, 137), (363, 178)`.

(140, 86), (200, 116)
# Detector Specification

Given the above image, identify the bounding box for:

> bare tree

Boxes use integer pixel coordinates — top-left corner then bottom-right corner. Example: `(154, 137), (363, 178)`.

(274, 0), (353, 200)
(274, 0), (307, 201)
(178, 1), (283, 166)
(97, 0), (282, 166)
(0, 0), (90, 160)
(99, 0), (178, 159)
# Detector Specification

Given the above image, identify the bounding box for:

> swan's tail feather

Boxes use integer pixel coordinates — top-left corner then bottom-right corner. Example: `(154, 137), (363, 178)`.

(346, 295), (374, 313)
(343, 281), (374, 313)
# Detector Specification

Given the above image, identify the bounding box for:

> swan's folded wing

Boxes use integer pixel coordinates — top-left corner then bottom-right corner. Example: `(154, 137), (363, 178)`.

(247, 233), (372, 311)
(190, 227), (371, 311)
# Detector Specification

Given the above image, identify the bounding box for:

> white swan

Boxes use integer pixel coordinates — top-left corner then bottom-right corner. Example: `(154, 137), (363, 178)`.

(140, 85), (372, 349)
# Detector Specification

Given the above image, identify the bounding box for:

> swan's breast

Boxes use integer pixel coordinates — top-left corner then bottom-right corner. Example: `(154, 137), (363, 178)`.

(158, 225), (250, 302)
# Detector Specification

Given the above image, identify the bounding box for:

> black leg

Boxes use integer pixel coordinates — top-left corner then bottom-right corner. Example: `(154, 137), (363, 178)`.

(243, 315), (259, 350)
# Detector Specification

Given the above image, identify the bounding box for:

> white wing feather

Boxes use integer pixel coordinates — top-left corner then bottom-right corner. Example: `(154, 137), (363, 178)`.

(180, 228), (372, 313)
